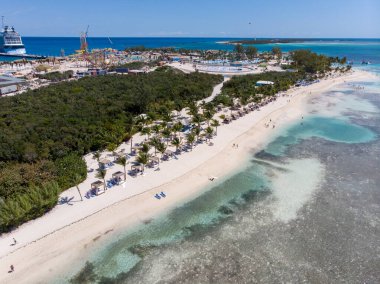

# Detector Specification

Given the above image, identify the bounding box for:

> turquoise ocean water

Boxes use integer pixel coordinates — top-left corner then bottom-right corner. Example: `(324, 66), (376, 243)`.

(60, 41), (380, 283)
(1, 37), (380, 64)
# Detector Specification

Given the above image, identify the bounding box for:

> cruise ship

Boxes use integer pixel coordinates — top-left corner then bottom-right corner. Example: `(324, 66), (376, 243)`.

(0, 19), (26, 55)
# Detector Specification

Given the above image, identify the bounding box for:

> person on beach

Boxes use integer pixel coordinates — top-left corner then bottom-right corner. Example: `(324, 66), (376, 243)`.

(9, 265), (14, 273)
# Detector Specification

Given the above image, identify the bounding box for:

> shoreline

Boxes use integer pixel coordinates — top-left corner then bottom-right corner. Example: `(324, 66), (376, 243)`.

(0, 69), (374, 283)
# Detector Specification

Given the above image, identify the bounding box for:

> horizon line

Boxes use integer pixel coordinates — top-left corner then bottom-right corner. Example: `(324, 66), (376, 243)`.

(21, 36), (380, 39)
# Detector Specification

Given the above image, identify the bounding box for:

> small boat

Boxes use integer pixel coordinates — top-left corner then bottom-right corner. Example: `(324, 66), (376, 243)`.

(361, 60), (371, 65)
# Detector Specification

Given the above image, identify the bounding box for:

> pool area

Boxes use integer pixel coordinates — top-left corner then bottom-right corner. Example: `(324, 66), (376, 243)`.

(197, 65), (255, 73)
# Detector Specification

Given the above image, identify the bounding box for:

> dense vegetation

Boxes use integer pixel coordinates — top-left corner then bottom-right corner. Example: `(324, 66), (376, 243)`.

(37, 70), (74, 82)
(216, 71), (303, 106)
(109, 61), (158, 71)
(0, 67), (222, 232)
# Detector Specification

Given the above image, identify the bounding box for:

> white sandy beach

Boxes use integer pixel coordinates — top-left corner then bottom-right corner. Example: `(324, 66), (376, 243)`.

(0, 69), (373, 283)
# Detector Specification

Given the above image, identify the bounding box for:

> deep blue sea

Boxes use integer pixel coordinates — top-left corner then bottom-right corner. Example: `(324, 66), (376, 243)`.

(1, 37), (380, 65)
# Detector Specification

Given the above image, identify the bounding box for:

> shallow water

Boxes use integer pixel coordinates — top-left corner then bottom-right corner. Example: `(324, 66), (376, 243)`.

(66, 73), (380, 284)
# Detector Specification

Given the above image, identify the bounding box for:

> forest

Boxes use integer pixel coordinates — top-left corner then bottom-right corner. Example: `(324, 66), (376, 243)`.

(0, 67), (222, 232)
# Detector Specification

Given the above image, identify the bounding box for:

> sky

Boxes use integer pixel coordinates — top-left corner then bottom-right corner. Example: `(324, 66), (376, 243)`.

(1, 0), (380, 38)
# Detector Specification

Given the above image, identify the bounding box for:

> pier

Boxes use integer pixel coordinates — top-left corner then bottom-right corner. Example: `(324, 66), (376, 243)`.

(0, 53), (47, 59)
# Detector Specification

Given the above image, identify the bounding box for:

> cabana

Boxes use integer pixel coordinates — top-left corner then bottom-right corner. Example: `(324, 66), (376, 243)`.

(223, 116), (232, 124)
(112, 171), (125, 184)
(131, 146), (141, 155)
(91, 180), (105, 195)
(99, 158), (112, 170)
(114, 151), (127, 161)
(148, 156), (160, 167)
(163, 149), (175, 160)
(131, 164), (144, 175)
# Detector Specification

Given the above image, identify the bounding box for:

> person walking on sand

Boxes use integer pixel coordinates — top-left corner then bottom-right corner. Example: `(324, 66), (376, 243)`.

(9, 265), (14, 273)
(10, 238), (17, 246)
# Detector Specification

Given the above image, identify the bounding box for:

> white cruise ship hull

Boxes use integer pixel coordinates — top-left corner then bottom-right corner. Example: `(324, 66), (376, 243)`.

(2, 47), (26, 55)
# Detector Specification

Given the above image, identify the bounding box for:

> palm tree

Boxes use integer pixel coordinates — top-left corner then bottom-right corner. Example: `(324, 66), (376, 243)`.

(186, 133), (195, 150)
(96, 169), (107, 191)
(174, 102), (183, 117)
(116, 156), (128, 181)
(136, 152), (150, 173)
(192, 114), (204, 128)
(141, 143), (151, 153)
(200, 100), (207, 111)
(192, 126), (202, 142)
(171, 137), (182, 153)
(162, 127), (172, 145)
(157, 142), (167, 159)
(146, 112), (157, 122)
(172, 121), (183, 137)
(162, 112), (173, 124)
(73, 174), (84, 201)
(205, 126), (214, 142)
(204, 102), (215, 113)
(211, 119), (220, 135)
(93, 151), (100, 161)
(141, 127), (151, 141)
(151, 124), (161, 136)
(187, 102), (199, 117)
(135, 115), (147, 128)
(149, 136), (161, 155)
(203, 110), (214, 127)
(107, 143), (118, 152)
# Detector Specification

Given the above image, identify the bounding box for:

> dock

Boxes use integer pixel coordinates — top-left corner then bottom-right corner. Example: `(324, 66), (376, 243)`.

(0, 53), (47, 59)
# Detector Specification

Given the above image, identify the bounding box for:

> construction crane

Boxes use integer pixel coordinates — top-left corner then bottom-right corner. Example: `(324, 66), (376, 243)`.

(76, 25), (108, 68)
(80, 25), (89, 53)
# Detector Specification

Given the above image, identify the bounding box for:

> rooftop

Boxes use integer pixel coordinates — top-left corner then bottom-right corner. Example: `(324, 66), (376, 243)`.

(0, 75), (26, 87)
